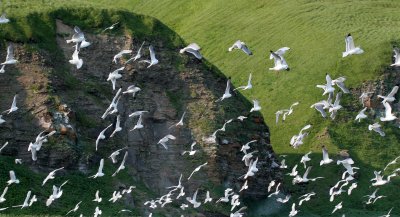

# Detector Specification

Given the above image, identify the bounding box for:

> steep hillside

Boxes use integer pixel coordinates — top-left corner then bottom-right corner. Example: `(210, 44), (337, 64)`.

(0, 8), (280, 217)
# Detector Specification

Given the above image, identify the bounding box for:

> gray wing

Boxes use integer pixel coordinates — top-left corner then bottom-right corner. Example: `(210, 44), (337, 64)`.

(185, 48), (202, 59)
(241, 45), (252, 55)
(336, 81), (349, 93)
(387, 86), (399, 98)
(6, 45), (14, 61)
(149, 45), (157, 62)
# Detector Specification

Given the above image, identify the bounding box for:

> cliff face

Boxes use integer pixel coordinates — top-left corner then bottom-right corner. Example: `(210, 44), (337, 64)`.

(0, 11), (281, 215)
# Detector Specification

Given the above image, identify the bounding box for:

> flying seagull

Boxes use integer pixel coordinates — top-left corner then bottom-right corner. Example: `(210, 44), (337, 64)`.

(180, 43), (202, 59)
(0, 13), (9, 24)
(342, 33), (364, 57)
(42, 167), (64, 186)
(113, 49), (132, 64)
(89, 159), (105, 178)
(102, 22), (119, 32)
(122, 85), (141, 98)
(187, 162), (208, 180)
(66, 26), (85, 44)
(355, 107), (367, 122)
(269, 48), (290, 71)
(216, 79), (232, 102)
(228, 40), (253, 55)
(1, 44), (17, 66)
(69, 45), (83, 69)
(140, 45), (159, 68)
(95, 124), (113, 151)
(377, 86), (398, 103)
(107, 67), (124, 90)
(126, 41), (146, 64)
(157, 134), (176, 150)
(234, 73), (252, 91)
(368, 122), (385, 137)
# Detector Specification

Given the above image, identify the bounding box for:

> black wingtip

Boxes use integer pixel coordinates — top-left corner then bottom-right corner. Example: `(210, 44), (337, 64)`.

(347, 33), (351, 37)
(249, 52), (253, 56)
(286, 68), (290, 71)
(269, 50), (273, 53)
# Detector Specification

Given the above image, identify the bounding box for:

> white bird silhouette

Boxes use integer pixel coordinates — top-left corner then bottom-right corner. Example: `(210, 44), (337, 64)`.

(0, 13), (9, 24)
(331, 201), (343, 214)
(94, 206), (102, 217)
(107, 67), (124, 90)
(269, 48), (290, 71)
(378, 207), (394, 217)
(240, 140), (257, 153)
(329, 92), (342, 120)
(287, 164), (298, 177)
(95, 124), (113, 151)
(109, 191), (122, 203)
(0, 115), (5, 124)
(7, 170), (19, 185)
(234, 73), (252, 91)
(169, 111), (186, 129)
(216, 188), (234, 203)
(66, 201), (82, 215)
(1, 44), (17, 65)
(239, 180), (248, 192)
(110, 115), (122, 137)
(187, 162), (208, 180)
(0, 187), (8, 203)
(289, 203), (299, 216)
(108, 147), (127, 164)
(130, 114), (144, 131)
(316, 74), (335, 95)
(368, 122), (385, 137)
(342, 33), (364, 57)
(3, 94), (18, 114)
(182, 142), (197, 156)
(157, 134), (176, 150)
(69, 45), (83, 69)
(180, 43), (202, 59)
(332, 76), (350, 93)
(320, 146), (333, 166)
(102, 88), (122, 119)
(102, 22), (119, 32)
(371, 171), (396, 186)
(300, 151), (312, 168)
(93, 190), (102, 203)
(112, 151), (128, 177)
(243, 158), (258, 179)
(355, 107), (367, 122)
(298, 192), (315, 206)
(204, 191), (213, 203)
(0, 141), (8, 153)
(383, 156), (400, 171)
(391, 46), (400, 67)
(377, 86), (398, 103)
(276, 195), (290, 203)
(293, 166), (324, 184)
(228, 40), (252, 55)
(126, 41), (145, 64)
(380, 101), (397, 121)
(186, 189), (201, 208)
(66, 26), (85, 44)
(42, 167), (64, 186)
(113, 49), (132, 64)
(140, 45), (159, 68)
(12, 191), (32, 209)
(250, 100), (261, 112)
(122, 85), (141, 98)
(216, 79), (232, 102)
(348, 182), (358, 195)
(89, 159), (105, 178)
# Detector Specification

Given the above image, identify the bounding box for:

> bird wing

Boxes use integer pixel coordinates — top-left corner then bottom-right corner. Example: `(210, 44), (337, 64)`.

(74, 26), (82, 33)
(334, 92), (342, 106)
(185, 48), (202, 59)
(345, 35), (355, 51)
(149, 45), (157, 62)
(9, 171), (16, 180)
(241, 44), (252, 55)
(187, 43), (201, 51)
(387, 86), (399, 98)
(303, 166), (311, 179)
(166, 134), (176, 140)
(98, 159), (104, 173)
(0, 187), (8, 198)
(269, 51), (282, 61)
(6, 45), (14, 61)
(275, 47), (290, 56)
(322, 147), (330, 161)
(383, 101), (393, 117)
(11, 95), (17, 109)
(335, 81), (349, 93)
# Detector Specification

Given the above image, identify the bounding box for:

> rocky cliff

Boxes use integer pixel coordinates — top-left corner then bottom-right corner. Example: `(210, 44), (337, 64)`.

(0, 9), (282, 216)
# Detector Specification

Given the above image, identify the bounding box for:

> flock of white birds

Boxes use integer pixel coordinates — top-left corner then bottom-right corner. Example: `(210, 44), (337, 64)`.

(0, 12), (399, 217)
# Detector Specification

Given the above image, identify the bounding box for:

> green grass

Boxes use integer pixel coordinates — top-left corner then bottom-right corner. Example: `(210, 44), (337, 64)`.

(1, 0), (400, 216)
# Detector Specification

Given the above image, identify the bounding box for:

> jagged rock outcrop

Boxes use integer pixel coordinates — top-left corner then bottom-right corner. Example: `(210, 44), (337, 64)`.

(0, 11), (282, 216)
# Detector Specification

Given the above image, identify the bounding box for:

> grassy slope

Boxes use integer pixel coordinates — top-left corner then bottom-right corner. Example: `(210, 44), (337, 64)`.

(129, 0), (400, 216)
(1, 0), (400, 216)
